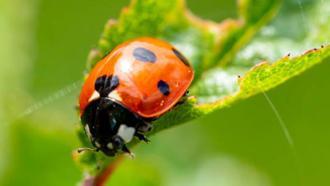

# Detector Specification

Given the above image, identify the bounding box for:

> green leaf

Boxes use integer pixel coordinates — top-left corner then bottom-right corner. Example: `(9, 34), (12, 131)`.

(194, 46), (329, 113)
(204, 0), (282, 68)
(86, 0), (282, 80)
(75, 0), (330, 184)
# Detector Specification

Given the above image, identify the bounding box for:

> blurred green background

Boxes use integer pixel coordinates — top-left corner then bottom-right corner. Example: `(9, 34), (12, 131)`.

(0, 0), (329, 185)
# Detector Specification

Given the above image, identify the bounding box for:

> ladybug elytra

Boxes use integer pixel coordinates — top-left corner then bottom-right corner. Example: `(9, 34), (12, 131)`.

(79, 37), (194, 156)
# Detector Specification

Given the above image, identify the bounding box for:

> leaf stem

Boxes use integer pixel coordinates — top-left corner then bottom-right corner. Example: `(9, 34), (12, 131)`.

(82, 156), (123, 186)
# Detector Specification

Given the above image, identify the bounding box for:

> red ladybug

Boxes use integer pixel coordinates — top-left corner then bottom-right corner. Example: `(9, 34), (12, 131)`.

(79, 37), (194, 156)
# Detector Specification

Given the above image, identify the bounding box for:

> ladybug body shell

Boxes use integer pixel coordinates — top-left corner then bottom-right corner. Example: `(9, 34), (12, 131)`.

(79, 37), (194, 118)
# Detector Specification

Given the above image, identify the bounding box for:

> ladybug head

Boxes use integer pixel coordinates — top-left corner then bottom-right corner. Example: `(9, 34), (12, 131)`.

(81, 97), (148, 156)
(101, 134), (125, 156)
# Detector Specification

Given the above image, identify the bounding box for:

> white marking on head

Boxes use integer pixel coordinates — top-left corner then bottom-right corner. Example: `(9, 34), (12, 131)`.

(107, 143), (113, 149)
(88, 90), (100, 102)
(117, 124), (135, 143)
(85, 125), (92, 139)
(108, 90), (122, 102)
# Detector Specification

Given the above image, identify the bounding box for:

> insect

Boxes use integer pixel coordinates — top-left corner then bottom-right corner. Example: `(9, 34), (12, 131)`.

(78, 37), (194, 156)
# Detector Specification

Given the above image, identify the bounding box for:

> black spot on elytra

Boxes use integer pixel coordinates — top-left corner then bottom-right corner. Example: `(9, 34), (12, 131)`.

(172, 48), (190, 66)
(95, 75), (107, 92)
(111, 75), (119, 89)
(95, 75), (120, 97)
(133, 47), (157, 63)
(157, 80), (170, 96)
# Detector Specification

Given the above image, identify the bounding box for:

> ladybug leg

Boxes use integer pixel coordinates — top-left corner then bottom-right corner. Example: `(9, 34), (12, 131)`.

(135, 132), (150, 143)
(137, 122), (153, 133)
(122, 145), (135, 158)
(135, 122), (151, 143)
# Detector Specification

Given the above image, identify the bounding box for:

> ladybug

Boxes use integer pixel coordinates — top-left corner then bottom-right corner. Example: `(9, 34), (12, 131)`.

(79, 37), (194, 156)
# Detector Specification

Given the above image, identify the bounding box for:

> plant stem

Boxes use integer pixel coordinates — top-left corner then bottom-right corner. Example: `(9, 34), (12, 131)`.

(82, 156), (123, 186)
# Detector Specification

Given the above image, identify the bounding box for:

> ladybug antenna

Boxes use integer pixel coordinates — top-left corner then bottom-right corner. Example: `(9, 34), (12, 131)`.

(77, 147), (98, 153)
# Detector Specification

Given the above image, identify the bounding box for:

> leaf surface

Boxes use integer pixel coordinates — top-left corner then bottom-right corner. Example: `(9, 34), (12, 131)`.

(75, 0), (330, 181)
